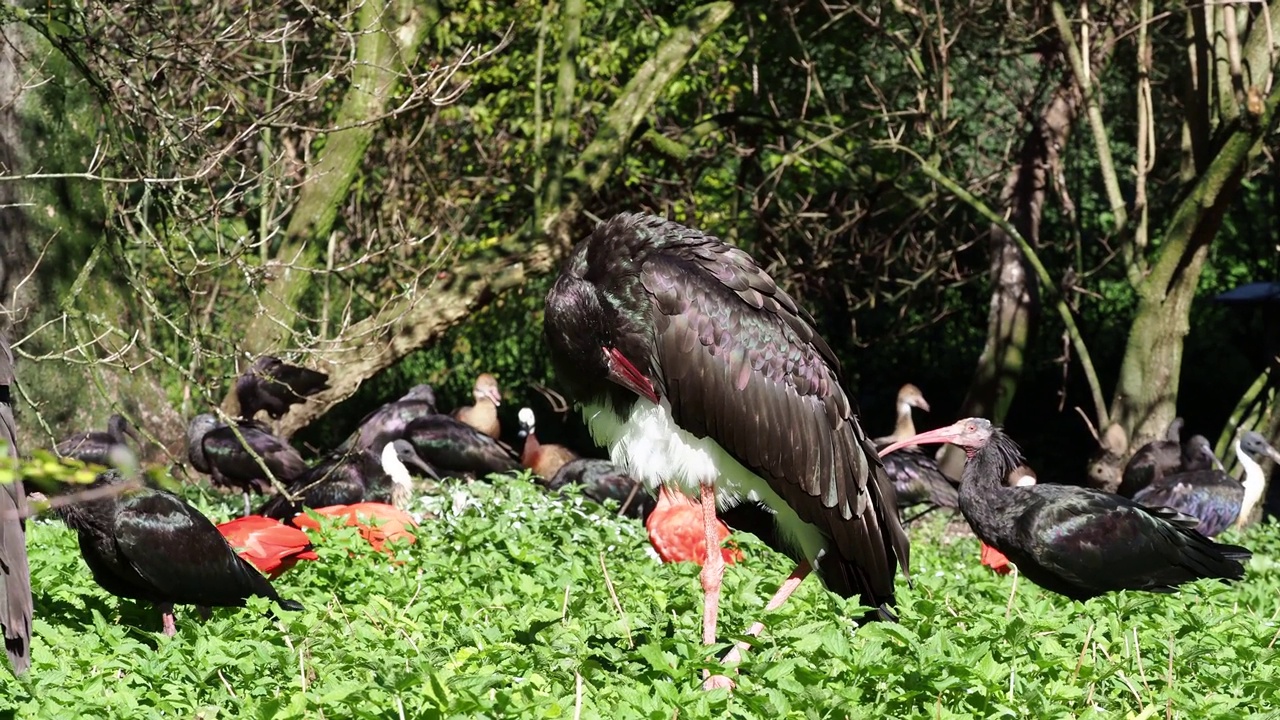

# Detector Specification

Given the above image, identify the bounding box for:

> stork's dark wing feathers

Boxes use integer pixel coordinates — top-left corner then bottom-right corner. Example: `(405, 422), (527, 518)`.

(637, 239), (909, 605)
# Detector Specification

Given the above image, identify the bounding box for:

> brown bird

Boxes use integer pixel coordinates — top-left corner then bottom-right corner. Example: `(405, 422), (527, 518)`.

(516, 407), (579, 479)
(453, 373), (502, 439)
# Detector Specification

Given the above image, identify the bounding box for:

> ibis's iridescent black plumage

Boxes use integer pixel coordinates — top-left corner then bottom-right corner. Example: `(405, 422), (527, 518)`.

(236, 356), (329, 421)
(1132, 431), (1280, 537)
(545, 458), (655, 519)
(400, 415), (520, 479)
(53, 470), (303, 635)
(543, 213), (909, 623)
(880, 418), (1252, 601)
(0, 336), (31, 674)
(1117, 417), (1186, 498)
(340, 385), (439, 452)
(258, 440), (432, 520)
(187, 414), (307, 515)
(56, 414), (142, 467)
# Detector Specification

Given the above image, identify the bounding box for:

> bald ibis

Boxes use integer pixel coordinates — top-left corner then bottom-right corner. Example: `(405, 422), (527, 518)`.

(187, 413), (308, 516)
(1132, 430), (1280, 537)
(236, 355), (329, 421)
(545, 458), (654, 519)
(56, 414), (143, 467)
(399, 415), (520, 479)
(453, 373), (503, 439)
(1117, 417), (1186, 497)
(978, 464), (1037, 575)
(0, 335), (30, 674)
(291, 502), (418, 554)
(647, 486), (742, 565)
(340, 384), (439, 452)
(216, 515), (318, 578)
(258, 440), (432, 520)
(880, 418), (1252, 601)
(53, 470), (304, 636)
(543, 213), (909, 667)
(517, 407), (579, 479)
(872, 384), (959, 516)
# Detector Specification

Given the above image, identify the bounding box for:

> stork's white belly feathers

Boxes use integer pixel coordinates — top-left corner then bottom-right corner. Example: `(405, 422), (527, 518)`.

(582, 398), (828, 565)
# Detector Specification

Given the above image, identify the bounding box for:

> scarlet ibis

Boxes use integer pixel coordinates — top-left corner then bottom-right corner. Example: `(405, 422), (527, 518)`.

(1117, 417), (1186, 497)
(235, 355), (329, 421)
(56, 414), (143, 467)
(340, 384), (438, 452)
(216, 515), (318, 578)
(517, 407), (579, 479)
(399, 415), (520, 479)
(291, 502), (417, 553)
(187, 413), (308, 516)
(53, 470), (303, 636)
(879, 418), (1252, 601)
(978, 464), (1037, 575)
(545, 458), (655, 519)
(647, 486), (742, 565)
(258, 440), (432, 520)
(543, 213), (909, 667)
(453, 373), (503, 439)
(0, 336), (31, 673)
(1132, 430), (1280, 537)
(872, 384), (959, 516)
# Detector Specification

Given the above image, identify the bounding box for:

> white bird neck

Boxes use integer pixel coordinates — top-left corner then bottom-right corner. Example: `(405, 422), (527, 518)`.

(1234, 439), (1266, 527)
(381, 444), (414, 508)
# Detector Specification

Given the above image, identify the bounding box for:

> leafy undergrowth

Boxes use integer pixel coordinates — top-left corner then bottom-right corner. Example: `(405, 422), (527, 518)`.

(2, 475), (1279, 719)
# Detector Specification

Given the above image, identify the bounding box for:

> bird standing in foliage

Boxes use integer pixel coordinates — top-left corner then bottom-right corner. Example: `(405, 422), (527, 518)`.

(399, 414), (520, 480)
(236, 355), (329, 421)
(879, 418), (1252, 601)
(977, 464), (1036, 575)
(291, 503), (418, 554)
(53, 470), (304, 636)
(545, 458), (654, 519)
(517, 407), (579, 479)
(453, 373), (503, 439)
(340, 384), (438, 452)
(258, 440), (433, 520)
(217, 515), (318, 579)
(187, 413), (308, 516)
(543, 213), (909, 684)
(1132, 430), (1280, 537)
(873, 384), (959, 516)
(56, 413), (144, 467)
(0, 334), (31, 674)
(646, 486), (741, 565)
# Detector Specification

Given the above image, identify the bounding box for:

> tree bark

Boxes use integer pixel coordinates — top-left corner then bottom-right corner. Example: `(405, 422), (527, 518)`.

(241, 0), (439, 356)
(938, 77), (1078, 478)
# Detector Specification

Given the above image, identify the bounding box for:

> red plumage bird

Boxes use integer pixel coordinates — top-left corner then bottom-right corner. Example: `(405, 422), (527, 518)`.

(290, 502), (418, 554)
(646, 486), (742, 566)
(216, 515), (318, 579)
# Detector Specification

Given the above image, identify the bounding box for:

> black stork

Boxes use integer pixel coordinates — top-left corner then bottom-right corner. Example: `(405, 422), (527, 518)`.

(453, 373), (503, 439)
(1131, 430), (1280, 537)
(187, 413), (308, 516)
(339, 384), (438, 452)
(516, 407), (580, 479)
(543, 213), (909, 678)
(545, 458), (654, 519)
(257, 439), (434, 521)
(56, 414), (143, 467)
(0, 334), (30, 674)
(871, 384), (959, 518)
(879, 418), (1252, 601)
(52, 469), (303, 636)
(236, 355), (329, 421)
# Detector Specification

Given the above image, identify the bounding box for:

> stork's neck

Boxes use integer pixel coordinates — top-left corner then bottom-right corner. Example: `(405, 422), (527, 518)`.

(1235, 440), (1266, 527)
(891, 402), (917, 441)
(380, 445), (414, 508)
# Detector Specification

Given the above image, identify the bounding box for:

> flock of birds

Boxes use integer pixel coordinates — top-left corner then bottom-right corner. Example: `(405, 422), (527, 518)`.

(0, 211), (1275, 693)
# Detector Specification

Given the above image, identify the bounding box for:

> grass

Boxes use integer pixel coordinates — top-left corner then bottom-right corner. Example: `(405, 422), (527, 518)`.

(1, 474), (1279, 718)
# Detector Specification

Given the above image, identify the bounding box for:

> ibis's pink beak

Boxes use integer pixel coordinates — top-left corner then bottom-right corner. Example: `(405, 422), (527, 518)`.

(878, 420), (970, 458)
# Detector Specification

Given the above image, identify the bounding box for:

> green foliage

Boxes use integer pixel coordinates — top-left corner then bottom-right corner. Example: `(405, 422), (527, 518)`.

(2, 477), (1278, 717)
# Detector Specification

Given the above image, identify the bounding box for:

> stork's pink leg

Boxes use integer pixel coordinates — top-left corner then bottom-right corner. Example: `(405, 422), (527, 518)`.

(698, 483), (736, 691)
(158, 603), (177, 636)
(720, 560), (812, 666)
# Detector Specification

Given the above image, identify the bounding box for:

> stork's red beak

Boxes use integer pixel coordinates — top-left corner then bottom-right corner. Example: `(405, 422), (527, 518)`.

(878, 421), (969, 458)
(603, 347), (660, 405)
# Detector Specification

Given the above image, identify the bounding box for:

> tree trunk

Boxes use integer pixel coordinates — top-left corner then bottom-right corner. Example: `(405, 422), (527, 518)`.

(938, 77), (1078, 477)
(241, 0), (439, 356)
